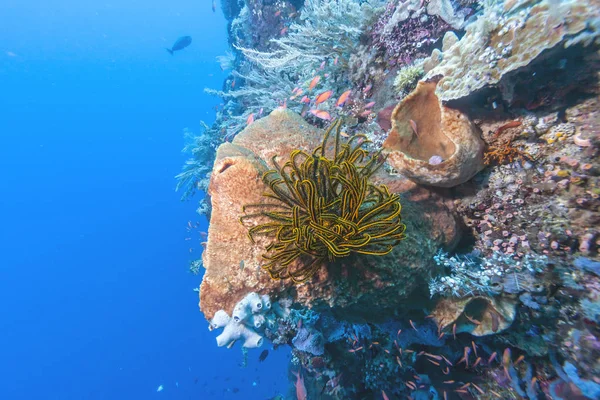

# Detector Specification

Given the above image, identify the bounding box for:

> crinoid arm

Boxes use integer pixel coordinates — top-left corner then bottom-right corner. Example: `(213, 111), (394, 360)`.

(240, 119), (406, 282)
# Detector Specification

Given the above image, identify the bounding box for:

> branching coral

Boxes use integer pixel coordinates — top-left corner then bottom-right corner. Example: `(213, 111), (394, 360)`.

(240, 120), (406, 282)
(175, 124), (219, 200)
(206, 0), (377, 140)
(236, 0), (375, 71)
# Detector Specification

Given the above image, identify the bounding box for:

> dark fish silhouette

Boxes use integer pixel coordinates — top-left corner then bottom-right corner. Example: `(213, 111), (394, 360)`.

(258, 349), (269, 362)
(166, 36), (192, 55)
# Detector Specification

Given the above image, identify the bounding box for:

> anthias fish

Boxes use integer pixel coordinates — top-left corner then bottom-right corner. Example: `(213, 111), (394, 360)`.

(166, 36), (192, 55)
(292, 370), (307, 400)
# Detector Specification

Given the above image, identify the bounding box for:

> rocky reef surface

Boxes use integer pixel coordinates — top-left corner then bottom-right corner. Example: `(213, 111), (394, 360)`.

(177, 0), (600, 398)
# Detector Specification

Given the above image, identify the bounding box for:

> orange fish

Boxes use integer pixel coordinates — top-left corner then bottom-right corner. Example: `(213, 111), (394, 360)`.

(308, 75), (321, 90)
(231, 79), (236, 89)
(290, 88), (303, 100)
(315, 90), (333, 104)
(409, 320), (417, 331)
(280, 27), (288, 35)
(363, 84), (372, 93)
(382, 390), (390, 400)
(409, 119), (419, 137)
(300, 95), (310, 104)
(309, 109), (331, 120)
(336, 90), (351, 107)
(364, 101), (376, 108)
(246, 113), (254, 125)
(274, 10), (281, 17)
(502, 348), (512, 366)
(292, 370), (307, 400)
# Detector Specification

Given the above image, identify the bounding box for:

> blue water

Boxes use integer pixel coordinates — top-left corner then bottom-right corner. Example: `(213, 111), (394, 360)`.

(0, 1), (289, 398)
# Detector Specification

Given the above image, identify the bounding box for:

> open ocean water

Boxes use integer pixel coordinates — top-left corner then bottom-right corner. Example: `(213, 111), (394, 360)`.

(0, 1), (289, 399)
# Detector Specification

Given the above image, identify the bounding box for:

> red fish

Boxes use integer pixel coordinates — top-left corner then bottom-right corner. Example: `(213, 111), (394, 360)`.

(315, 90), (333, 104)
(246, 113), (254, 125)
(336, 90), (351, 107)
(274, 10), (281, 17)
(309, 109), (331, 120)
(363, 84), (372, 93)
(292, 370), (307, 400)
(364, 101), (376, 109)
(382, 389), (390, 400)
(308, 75), (321, 90)
(300, 95), (310, 104)
(280, 27), (288, 35)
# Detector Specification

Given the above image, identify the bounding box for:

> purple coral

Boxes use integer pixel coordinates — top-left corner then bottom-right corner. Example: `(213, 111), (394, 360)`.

(292, 325), (325, 355)
(370, 1), (451, 66)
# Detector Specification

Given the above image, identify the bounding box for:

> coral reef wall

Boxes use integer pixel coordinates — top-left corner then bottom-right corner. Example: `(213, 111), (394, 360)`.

(179, 0), (600, 398)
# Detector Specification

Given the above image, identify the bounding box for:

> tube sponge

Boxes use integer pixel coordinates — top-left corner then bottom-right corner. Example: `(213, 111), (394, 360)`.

(251, 314), (266, 329)
(211, 292), (279, 349)
(232, 292), (264, 322)
(261, 294), (271, 310)
(232, 298), (250, 323)
(242, 327), (264, 348)
(216, 322), (263, 348)
(247, 292), (263, 313)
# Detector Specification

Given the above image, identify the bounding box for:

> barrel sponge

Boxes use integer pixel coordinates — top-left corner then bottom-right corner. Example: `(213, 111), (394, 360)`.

(383, 80), (484, 187)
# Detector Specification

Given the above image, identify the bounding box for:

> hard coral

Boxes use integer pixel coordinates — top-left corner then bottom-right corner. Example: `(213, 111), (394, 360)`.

(424, 0), (600, 101)
(370, 0), (453, 66)
(240, 120), (406, 283)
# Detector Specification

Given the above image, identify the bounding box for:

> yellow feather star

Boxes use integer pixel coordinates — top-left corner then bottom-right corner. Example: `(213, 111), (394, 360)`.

(240, 120), (406, 283)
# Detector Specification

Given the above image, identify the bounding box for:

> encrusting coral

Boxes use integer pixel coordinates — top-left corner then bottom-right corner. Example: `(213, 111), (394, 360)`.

(240, 119), (407, 283)
(423, 0), (600, 101)
(383, 80), (485, 187)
